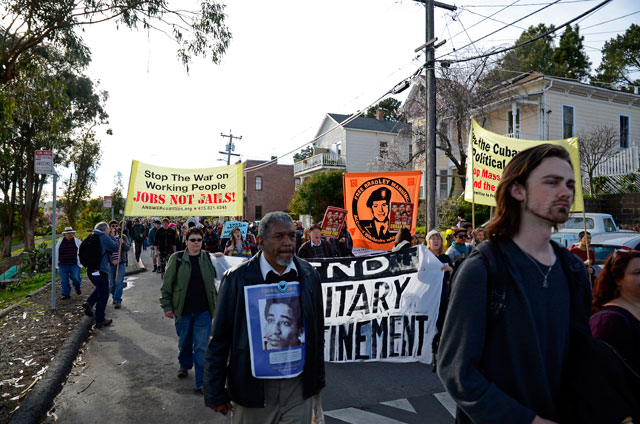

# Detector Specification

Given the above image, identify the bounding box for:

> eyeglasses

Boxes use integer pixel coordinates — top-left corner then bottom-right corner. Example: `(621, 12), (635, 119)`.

(456, 234), (468, 239)
(188, 238), (202, 242)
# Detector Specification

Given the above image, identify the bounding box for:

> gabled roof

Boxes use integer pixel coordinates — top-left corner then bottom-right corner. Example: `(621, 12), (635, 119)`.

(327, 113), (411, 134)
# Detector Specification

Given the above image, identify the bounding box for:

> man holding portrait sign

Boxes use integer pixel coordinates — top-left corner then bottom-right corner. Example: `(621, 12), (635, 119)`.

(204, 212), (325, 423)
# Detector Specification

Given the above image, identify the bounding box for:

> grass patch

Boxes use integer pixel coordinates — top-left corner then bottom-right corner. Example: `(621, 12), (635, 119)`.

(12, 238), (53, 257)
(0, 273), (51, 309)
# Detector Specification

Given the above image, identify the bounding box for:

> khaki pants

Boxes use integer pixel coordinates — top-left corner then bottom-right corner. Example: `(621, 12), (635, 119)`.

(232, 376), (313, 424)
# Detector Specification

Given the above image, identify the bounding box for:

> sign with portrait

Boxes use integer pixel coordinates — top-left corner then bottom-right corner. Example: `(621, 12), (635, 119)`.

(211, 245), (444, 364)
(320, 207), (348, 238)
(343, 171), (421, 252)
(389, 202), (414, 232)
(244, 282), (306, 379)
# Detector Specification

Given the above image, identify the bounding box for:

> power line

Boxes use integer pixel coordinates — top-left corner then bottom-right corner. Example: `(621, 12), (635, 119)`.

(446, 0), (522, 45)
(580, 9), (640, 30)
(437, 0), (613, 64)
(437, 0), (562, 60)
(462, 0), (596, 7)
(463, 8), (526, 31)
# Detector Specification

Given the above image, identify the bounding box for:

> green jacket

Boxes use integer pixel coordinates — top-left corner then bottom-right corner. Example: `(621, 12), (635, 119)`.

(160, 250), (217, 319)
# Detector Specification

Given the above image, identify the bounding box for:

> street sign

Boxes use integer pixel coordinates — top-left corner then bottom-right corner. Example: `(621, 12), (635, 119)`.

(34, 150), (53, 174)
(103, 196), (112, 208)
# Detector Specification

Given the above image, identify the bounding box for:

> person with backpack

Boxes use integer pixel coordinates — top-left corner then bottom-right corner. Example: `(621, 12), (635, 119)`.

(437, 144), (594, 424)
(80, 221), (121, 329)
(160, 226), (217, 393)
(108, 220), (130, 309)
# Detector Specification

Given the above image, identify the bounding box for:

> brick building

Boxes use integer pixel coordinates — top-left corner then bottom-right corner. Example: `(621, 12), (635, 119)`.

(243, 159), (294, 221)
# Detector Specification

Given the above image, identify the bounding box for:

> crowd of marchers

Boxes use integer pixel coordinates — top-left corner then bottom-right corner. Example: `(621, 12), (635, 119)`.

(54, 144), (639, 424)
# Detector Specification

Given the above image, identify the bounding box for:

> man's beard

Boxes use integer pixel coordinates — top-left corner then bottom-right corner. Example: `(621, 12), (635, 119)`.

(524, 196), (570, 224)
(275, 249), (294, 267)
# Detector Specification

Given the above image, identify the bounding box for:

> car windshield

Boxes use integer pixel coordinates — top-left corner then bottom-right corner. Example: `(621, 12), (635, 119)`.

(564, 217), (594, 229)
(591, 246), (617, 265)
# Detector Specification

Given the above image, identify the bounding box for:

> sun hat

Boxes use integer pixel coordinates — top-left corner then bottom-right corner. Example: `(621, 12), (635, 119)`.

(426, 229), (441, 240)
(62, 227), (76, 234)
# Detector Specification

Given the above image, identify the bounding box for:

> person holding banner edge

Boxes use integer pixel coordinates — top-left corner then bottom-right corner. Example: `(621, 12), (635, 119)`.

(204, 211), (325, 423)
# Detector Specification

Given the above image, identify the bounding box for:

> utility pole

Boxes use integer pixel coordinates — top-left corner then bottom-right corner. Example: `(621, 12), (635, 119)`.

(219, 130), (242, 165)
(414, 0), (456, 230)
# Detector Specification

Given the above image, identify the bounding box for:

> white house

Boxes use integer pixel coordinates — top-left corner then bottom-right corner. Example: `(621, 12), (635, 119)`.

(293, 111), (412, 185)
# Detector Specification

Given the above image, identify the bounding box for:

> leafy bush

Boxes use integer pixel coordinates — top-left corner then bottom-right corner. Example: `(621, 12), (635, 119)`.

(21, 243), (52, 275)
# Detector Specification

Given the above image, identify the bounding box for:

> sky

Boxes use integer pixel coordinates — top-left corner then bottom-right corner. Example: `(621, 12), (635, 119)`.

(55, 0), (639, 199)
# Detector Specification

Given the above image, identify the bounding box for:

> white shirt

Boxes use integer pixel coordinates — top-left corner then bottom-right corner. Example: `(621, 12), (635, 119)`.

(259, 252), (298, 281)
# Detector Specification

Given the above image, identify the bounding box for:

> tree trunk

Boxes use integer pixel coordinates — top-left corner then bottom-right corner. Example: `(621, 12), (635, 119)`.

(588, 171), (595, 196)
(2, 235), (12, 258)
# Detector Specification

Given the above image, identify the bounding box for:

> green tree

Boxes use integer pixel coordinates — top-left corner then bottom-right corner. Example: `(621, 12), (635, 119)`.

(364, 98), (402, 121)
(0, 42), (108, 254)
(61, 131), (102, 228)
(593, 24), (640, 89)
(110, 172), (126, 222)
(0, 0), (232, 83)
(551, 24), (590, 81)
(289, 171), (344, 222)
(293, 146), (313, 162)
(486, 24), (556, 85)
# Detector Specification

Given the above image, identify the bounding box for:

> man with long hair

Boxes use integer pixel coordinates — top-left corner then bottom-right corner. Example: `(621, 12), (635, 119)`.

(437, 144), (592, 424)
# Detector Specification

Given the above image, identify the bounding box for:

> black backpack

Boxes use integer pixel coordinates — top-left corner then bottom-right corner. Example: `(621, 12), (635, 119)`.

(79, 233), (103, 270)
(475, 240), (640, 424)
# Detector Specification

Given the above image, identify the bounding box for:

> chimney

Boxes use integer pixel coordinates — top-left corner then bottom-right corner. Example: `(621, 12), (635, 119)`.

(376, 108), (384, 121)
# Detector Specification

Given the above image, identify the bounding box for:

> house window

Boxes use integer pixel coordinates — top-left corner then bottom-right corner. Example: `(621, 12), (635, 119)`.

(620, 115), (630, 148)
(507, 108), (520, 135)
(562, 105), (575, 138)
(337, 142), (342, 156)
(295, 177), (301, 189)
(379, 141), (388, 156)
(255, 176), (262, 191)
(439, 169), (449, 198)
(255, 205), (262, 220)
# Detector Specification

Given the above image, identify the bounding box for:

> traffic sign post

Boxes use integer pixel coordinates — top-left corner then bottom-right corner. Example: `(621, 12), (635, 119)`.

(35, 150), (56, 310)
(104, 196), (113, 220)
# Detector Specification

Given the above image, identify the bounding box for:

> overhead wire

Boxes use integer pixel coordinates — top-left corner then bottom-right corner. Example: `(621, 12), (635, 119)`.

(463, 8), (526, 31)
(462, 0), (596, 6)
(436, 0), (562, 60)
(580, 9), (640, 30)
(436, 0), (613, 64)
(243, 64), (425, 174)
(446, 0), (522, 45)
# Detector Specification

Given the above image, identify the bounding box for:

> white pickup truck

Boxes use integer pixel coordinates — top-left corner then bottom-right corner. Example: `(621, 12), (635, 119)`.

(551, 213), (621, 248)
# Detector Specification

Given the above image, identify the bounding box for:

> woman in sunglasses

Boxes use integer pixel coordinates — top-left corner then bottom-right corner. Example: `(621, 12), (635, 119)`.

(591, 249), (640, 377)
(160, 226), (218, 393)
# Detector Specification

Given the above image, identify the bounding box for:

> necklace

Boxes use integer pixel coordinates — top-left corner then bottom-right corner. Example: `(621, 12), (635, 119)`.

(521, 250), (553, 288)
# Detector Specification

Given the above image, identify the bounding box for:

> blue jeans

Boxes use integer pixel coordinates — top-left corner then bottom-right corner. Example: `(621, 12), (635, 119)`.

(175, 310), (212, 389)
(109, 262), (126, 303)
(87, 271), (109, 323)
(58, 264), (81, 296)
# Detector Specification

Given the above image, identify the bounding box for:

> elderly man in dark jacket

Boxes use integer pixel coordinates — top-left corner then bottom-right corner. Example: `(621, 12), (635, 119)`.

(203, 211), (325, 423)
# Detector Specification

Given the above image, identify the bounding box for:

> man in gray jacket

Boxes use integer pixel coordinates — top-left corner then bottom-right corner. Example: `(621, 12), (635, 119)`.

(437, 144), (591, 424)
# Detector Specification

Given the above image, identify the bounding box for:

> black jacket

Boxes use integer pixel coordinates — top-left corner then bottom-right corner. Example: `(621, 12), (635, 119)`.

(203, 252), (325, 408)
(297, 239), (334, 259)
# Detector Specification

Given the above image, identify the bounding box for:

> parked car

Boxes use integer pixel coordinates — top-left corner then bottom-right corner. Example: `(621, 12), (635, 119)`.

(551, 213), (623, 247)
(587, 232), (640, 265)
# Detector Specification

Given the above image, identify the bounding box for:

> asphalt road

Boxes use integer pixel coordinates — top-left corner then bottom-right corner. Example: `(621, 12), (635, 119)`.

(46, 252), (455, 423)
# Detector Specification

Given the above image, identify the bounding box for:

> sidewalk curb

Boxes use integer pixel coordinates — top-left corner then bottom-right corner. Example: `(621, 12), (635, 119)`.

(9, 315), (94, 424)
(7, 264), (145, 423)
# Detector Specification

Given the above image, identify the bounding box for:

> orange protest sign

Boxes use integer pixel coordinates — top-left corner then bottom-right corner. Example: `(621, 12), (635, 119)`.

(343, 171), (421, 252)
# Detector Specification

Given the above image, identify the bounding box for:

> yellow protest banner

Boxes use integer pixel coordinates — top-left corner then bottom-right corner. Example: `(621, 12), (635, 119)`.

(124, 161), (243, 217)
(464, 120), (584, 211)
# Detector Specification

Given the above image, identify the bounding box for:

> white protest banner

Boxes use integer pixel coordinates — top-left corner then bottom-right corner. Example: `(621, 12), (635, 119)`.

(210, 246), (444, 364)
(221, 221), (249, 238)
